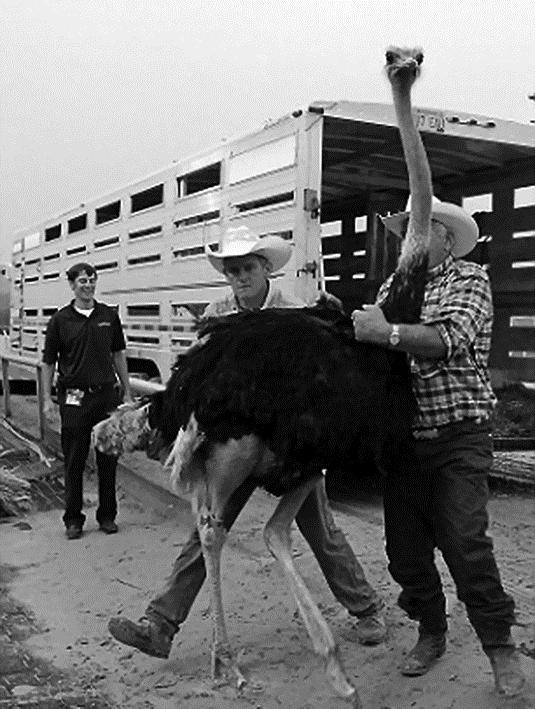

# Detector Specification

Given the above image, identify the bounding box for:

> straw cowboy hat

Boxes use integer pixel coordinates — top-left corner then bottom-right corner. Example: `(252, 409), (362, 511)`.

(205, 225), (292, 274)
(380, 196), (479, 258)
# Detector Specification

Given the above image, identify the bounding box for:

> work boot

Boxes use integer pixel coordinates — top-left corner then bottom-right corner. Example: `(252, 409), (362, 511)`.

(108, 616), (174, 658)
(485, 646), (525, 697)
(65, 524), (83, 540)
(99, 520), (118, 534)
(401, 628), (446, 676)
(355, 611), (387, 645)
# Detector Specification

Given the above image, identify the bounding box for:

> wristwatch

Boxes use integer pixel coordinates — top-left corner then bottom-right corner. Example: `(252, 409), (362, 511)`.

(389, 324), (401, 347)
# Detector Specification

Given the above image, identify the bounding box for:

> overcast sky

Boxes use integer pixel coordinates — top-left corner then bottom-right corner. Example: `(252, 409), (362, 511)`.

(1, 0), (534, 261)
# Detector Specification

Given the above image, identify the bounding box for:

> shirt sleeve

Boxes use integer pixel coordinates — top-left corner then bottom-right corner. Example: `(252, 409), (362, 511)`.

(111, 312), (127, 352)
(42, 315), (60, 364)
(202, 301), (218, 319)
(374, 274), (395, 307)
(420, 267), (492, 360)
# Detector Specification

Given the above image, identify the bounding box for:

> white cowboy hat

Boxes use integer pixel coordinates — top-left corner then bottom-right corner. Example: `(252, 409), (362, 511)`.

(205, 225), (292, 274)
(380, 196), (479, 258)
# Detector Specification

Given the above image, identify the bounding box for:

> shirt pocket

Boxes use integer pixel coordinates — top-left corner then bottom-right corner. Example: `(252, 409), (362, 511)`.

(410, 357), (444, 380)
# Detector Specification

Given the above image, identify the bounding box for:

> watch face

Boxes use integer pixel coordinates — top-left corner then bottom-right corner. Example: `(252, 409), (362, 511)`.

(389, 328), (400, 346)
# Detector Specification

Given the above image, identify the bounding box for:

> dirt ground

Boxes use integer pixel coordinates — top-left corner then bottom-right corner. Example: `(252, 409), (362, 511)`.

(1, 464), (534, 709)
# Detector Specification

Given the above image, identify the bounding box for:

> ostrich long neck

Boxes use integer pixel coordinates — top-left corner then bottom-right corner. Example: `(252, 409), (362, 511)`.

(381, 78), (433, 324)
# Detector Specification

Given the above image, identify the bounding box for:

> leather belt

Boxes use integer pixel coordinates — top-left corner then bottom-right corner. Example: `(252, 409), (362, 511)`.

(412, 428), (440, 440)
(412, 418), (490, 441)
(81, 383), (114, 393)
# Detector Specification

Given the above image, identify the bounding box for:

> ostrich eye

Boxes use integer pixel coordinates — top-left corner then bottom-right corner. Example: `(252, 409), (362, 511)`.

(385, 51), (396, 64)
(415, 53), (424, 65)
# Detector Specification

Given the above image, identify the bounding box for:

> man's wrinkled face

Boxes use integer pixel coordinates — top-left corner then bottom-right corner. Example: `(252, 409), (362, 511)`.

(70, 271), (97, 302)
(400, 218), (454, 268)
(428, 219), (454, 267)
(223, 255), (271, 301)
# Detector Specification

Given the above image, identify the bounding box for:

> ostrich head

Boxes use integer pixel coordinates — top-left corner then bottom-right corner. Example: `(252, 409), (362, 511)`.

(380, 45), (430, 324)
(385, 46), (424, 83)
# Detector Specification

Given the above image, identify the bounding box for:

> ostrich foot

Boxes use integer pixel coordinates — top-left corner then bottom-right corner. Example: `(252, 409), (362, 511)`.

(211, 644), (247, 690)
(325, 649), (362, 708)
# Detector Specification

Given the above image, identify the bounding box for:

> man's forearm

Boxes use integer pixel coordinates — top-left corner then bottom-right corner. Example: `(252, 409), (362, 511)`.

(352, 305), (447, 359)
(395, 323), (447, 359)
(41, 363), (55, 401)
(112, 351), (131, 396)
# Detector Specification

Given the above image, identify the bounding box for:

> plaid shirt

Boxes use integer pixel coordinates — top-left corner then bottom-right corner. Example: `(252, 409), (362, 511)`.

(377, 254), (496, 431)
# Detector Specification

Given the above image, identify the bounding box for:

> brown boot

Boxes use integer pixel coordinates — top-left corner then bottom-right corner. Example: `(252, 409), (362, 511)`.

(108, 616), (174, 658)
(401, 629), (446, 676)
(485, 646), (525, 697)
(355, 611), (387, 645)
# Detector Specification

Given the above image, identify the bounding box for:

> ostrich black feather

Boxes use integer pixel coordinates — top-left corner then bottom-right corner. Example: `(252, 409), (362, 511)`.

(149, 305), (417, 493)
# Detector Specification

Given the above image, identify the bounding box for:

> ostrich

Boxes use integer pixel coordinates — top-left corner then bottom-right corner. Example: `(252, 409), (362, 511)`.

(94, 47), (431, 708)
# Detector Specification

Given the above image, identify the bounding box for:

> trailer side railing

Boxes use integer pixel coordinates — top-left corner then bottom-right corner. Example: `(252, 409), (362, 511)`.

(0, 349), (163, 443)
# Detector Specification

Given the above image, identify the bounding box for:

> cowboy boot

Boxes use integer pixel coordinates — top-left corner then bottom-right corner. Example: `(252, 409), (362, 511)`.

(401, 625), (447, 676)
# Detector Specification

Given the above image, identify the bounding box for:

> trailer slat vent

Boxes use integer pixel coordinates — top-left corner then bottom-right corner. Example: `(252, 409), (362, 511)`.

(172, 245), (205, 259)
(174, 210), (220, 228)
(94, 235), (120, 249)
(95, 200), (121, 225)
(94, 261), (119, 272)
(127, 253), (161, 267)
(127, 335), (160, 345)
(130, 184), (164, 213)
(178, 162), (221, 196)
(129, 225), (162, 240)
(126, 304), (160, 318)
(68, 214), (87, 234)
(45, 224), (62, 241)
(66, 245), (87, 256)
(234, 191), (294, 213)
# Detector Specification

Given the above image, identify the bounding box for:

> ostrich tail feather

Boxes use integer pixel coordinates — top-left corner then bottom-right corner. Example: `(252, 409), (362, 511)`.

(165, 414), (206, 492)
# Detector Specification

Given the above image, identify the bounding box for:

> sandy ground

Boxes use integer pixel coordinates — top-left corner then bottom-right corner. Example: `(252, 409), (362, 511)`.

(1, 467), (534, 709)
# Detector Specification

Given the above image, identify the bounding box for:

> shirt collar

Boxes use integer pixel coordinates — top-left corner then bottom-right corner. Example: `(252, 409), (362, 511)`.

(427, 253), (454, 280)
(70, 298), (98, 313)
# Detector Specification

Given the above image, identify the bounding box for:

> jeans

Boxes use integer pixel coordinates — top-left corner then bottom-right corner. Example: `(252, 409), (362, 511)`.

(59, 385), (119, 527)
(383, 420), (516, 648)
(147, 477), (382, 633)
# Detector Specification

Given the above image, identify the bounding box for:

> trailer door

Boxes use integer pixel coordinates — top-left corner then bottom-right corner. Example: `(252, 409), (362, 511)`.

(293, 112), (323, 304)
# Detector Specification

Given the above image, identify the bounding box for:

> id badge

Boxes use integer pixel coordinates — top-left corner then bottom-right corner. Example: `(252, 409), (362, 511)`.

(65, 388), (84, 406)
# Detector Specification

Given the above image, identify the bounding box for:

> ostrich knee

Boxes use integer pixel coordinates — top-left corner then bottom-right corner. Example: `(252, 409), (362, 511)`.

(198, 512), (226, 552)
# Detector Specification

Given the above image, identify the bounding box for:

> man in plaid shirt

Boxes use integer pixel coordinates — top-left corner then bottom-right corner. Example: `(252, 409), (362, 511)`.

(352, 47), (525, 697)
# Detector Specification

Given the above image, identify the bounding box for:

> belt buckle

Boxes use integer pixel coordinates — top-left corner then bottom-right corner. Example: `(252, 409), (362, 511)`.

(413, 428), (439, 440)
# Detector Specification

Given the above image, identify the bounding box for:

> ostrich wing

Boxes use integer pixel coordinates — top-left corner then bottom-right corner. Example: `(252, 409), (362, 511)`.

(155, 308), (416, 478)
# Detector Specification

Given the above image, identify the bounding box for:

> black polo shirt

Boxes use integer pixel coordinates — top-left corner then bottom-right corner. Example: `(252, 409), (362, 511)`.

(42, 300), (126, 389)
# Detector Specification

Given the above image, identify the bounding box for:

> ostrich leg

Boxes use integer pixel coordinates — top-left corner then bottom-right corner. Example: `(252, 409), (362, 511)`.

(264, 475), (361, 708)
(193, 437), (264, 689)
(197, 507), (247, 689)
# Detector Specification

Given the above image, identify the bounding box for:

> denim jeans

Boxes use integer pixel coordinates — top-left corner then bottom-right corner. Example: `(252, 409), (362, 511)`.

(59, 385), (119, 527)
(383, 419), (516, 648)
(147, 476), (382, 633)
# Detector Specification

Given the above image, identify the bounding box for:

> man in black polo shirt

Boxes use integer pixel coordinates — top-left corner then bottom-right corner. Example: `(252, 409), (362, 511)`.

(42, 262), (132, 539)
